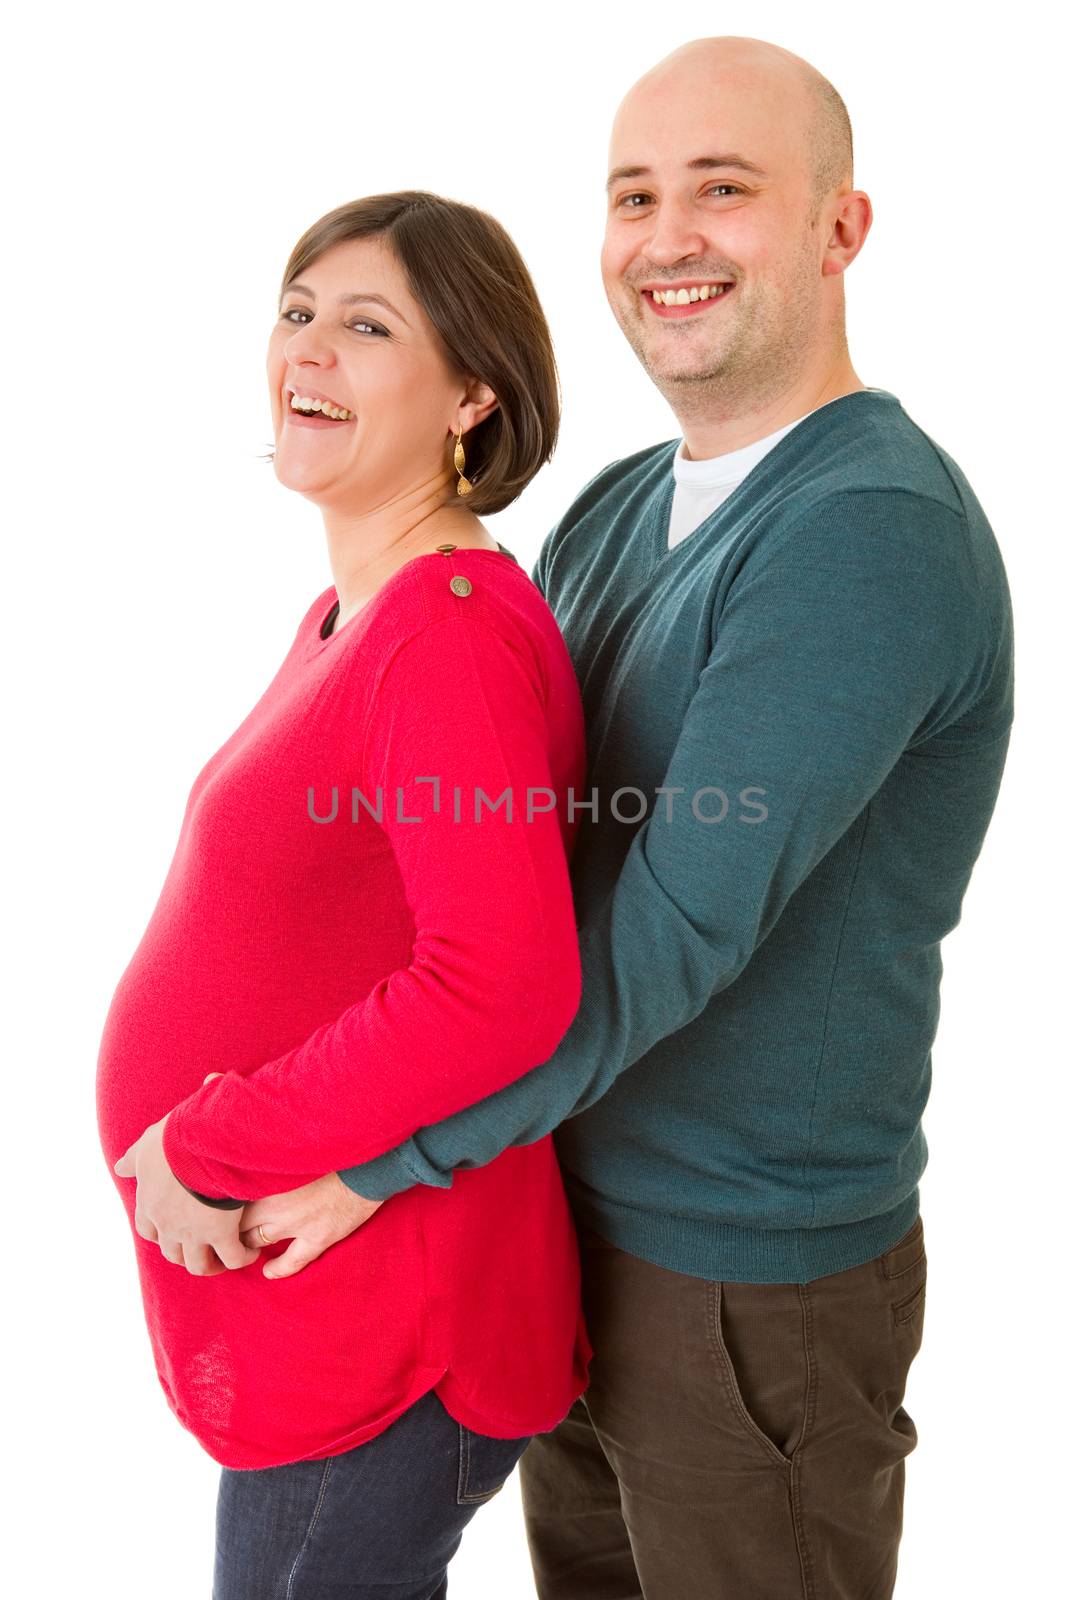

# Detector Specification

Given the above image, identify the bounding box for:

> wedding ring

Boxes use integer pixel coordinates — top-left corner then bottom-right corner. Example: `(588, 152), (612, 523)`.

(257, 1224), (273, 1246)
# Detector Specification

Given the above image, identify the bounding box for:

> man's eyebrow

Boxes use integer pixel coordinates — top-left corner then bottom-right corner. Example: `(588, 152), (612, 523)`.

(280, 283), (410, 326)
(605, 154), (770, 192)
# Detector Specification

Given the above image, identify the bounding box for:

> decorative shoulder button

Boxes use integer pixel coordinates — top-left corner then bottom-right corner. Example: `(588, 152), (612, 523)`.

(435, 543), (457, 553)
(449, 575), (473, 597)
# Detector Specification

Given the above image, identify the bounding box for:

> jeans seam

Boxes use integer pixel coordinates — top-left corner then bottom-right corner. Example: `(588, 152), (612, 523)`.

(456, 1421), (523, 1504)
(284, 1457), (333, 1600)
(456, 1426), (504, 1504)
(456, 1423), (493, 1504)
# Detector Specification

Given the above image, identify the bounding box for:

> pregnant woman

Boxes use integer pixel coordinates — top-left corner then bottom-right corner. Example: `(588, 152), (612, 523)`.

(96, 190), (592, 1599)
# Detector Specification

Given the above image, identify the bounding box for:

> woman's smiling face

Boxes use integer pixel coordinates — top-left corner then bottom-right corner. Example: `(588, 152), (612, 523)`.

(267, 234), (472, 511)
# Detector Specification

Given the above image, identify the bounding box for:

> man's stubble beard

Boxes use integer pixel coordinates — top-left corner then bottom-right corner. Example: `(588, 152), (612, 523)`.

(613, 240), (823, 420)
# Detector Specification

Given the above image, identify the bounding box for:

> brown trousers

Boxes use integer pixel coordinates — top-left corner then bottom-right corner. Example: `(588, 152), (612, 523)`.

(519, 1214), (927, 1599)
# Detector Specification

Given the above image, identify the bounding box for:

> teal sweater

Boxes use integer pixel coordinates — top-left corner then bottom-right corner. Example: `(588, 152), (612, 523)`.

(339, 389), (1014, 1283)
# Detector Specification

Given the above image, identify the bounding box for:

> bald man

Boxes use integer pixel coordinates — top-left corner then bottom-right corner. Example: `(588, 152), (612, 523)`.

(246, 36), (1014, 1600)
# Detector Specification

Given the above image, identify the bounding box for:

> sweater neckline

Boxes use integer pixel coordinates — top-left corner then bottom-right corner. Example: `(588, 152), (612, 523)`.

(309, 544), (520, 655)
(646, 388), (898, 572)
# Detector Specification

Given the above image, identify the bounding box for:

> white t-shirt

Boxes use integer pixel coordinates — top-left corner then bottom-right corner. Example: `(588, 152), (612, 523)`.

(668, 413), (813, 548)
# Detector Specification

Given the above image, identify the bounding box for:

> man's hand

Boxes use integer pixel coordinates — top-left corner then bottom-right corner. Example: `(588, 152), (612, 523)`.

(182, 1071), (385, 1279)
(190, 1071), (386, 1279)
(239, 1174), (385, 1279)
(113, 1112), (262, 1276)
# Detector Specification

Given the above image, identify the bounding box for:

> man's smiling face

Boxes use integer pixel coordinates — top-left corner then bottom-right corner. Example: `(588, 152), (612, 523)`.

(600, 43), (839, 404)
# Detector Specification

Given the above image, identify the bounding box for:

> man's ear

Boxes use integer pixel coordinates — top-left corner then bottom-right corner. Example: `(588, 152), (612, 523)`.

(455, 379), (498, 433)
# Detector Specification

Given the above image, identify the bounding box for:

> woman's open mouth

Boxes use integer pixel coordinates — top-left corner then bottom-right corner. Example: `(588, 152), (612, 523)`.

(285, 389), (356, 429)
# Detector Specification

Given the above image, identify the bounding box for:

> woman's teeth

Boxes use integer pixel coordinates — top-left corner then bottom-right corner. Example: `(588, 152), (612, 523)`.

(651, 284), (730, 305)
(289, 393), (354, 420)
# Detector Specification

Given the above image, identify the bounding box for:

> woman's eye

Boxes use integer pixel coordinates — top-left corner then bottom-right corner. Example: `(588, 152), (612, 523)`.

(278, 308), (387, 337)
(707, 184), (741, 196)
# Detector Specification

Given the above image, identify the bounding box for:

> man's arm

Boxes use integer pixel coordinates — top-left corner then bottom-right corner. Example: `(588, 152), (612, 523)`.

(339, 488), (996, 1202)
(160, 611), (581, 1201)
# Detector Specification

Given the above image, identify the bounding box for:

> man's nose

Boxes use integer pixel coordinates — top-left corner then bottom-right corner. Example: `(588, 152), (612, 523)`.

(642, 205), (707, 265)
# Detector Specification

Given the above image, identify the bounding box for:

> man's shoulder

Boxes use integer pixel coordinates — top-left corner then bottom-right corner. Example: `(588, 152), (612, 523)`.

(789, 389), (984, 525)
(539, 392), (1001, 587)
(532, 440), (678, 594)
(562, 438), (679, 518)
(778, 395), (1008, 606)
(552, 391), (982, 526)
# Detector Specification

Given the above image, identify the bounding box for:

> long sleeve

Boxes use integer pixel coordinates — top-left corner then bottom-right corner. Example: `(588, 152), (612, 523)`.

(161, 610), (582, 1201)
(339, 487), (1000, 1202)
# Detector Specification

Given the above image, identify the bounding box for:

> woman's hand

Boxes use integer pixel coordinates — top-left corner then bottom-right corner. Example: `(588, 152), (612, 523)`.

(116, 1073), (385, 1279)
(113, 1112), (262, 1275)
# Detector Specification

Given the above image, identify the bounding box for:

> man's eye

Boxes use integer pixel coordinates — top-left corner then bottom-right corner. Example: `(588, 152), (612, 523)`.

(615, 183), (742, 210)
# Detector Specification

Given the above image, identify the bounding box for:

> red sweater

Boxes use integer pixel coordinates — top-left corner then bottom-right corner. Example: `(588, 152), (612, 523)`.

(96, 547), (593, 1469)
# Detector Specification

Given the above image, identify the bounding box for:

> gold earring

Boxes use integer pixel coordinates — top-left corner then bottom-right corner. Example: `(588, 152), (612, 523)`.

(453, 427), (473, 497)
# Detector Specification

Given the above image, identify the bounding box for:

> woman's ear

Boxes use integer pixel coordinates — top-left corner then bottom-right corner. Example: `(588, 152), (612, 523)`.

(455, 379), (498, 434)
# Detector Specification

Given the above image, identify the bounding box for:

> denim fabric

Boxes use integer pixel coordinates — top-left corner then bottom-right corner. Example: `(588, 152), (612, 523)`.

(213, 1386), (532, 1599)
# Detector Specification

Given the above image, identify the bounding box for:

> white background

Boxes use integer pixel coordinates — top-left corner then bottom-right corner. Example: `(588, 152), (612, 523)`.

(3, 2), (1060, 1595)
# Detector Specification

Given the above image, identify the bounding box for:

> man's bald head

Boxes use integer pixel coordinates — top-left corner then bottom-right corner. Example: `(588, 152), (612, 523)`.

(619, 36), (853, 222)
(600, 35), (872, 420)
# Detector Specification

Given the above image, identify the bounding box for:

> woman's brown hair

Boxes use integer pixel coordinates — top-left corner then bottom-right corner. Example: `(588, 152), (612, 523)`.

(273, 190), (560, 516)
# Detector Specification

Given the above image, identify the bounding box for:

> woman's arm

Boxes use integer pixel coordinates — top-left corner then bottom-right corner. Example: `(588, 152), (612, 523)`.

(160, 611), (582, 1201)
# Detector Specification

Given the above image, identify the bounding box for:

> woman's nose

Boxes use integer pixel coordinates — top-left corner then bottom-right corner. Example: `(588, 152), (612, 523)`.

(284, 320), (337, 363)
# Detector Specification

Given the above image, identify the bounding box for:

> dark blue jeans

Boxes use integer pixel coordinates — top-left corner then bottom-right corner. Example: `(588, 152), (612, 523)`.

(213, 1386), (533, 1599)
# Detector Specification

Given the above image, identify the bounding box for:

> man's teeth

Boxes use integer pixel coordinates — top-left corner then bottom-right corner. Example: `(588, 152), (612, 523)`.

(289, 393), (354, 420)
(651, 284), (730, 306)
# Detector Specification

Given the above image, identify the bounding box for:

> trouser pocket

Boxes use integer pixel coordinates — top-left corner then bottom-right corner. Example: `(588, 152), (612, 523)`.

(707, 1278), (813, 1467)
(880, 1215), (928, 1338)
(456, 1421), (533, 1504)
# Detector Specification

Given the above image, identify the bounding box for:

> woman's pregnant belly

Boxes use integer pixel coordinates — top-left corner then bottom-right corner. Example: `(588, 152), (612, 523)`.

(96, 858), (414, 1173)
(96, 844), (588, 1468)
(97, 910), (438, 1468)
